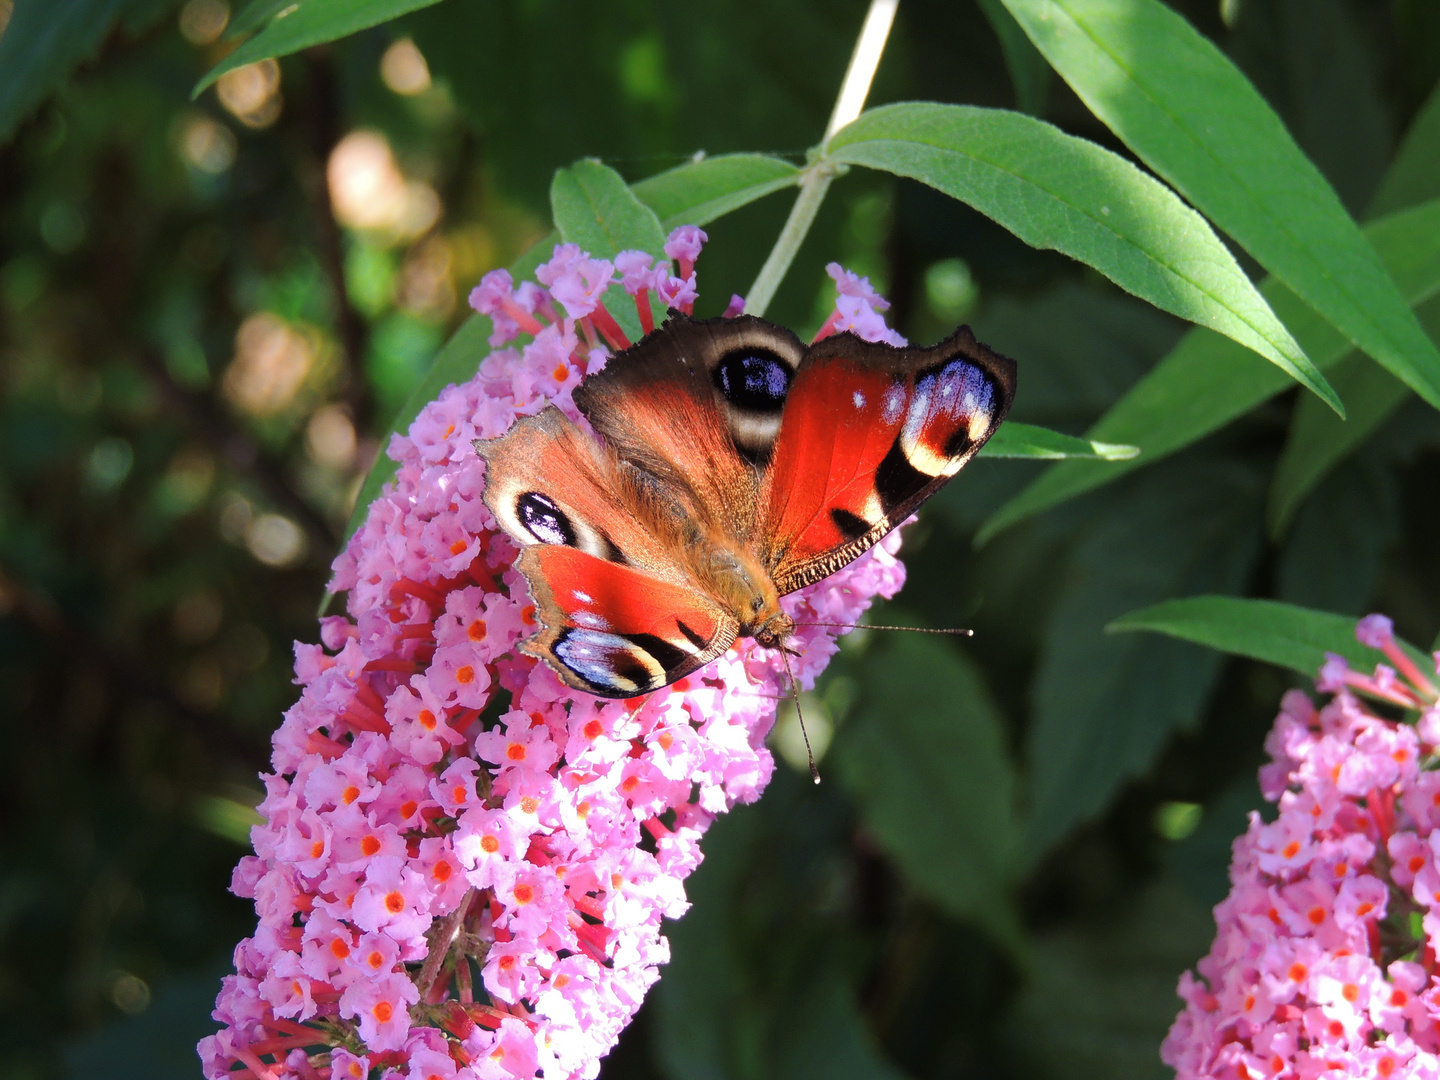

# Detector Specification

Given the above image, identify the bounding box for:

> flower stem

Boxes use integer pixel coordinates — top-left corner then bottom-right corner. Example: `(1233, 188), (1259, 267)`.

(743, 0), (899, 318)
(416, 887), (478, 998)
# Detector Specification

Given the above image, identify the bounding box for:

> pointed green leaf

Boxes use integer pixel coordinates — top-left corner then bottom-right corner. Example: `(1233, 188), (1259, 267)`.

(1267, 355), (1414, 538)
(1109, 596), (1431, 679)
(979, 196), (1440, 544)
(998, 0), (1440, 413)
(827, 103), (1339, 413)
(194, 0), (446, 96)
(980, 422), (1137, 461)
(834, 635), (1022, 946)
(631, 153), (802, 229)
(550, 158), (667, 260)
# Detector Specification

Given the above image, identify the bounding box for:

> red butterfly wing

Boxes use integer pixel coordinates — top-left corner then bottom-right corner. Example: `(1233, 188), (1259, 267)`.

(517, 545), (738, 698)
(761, 326), (1015, 593)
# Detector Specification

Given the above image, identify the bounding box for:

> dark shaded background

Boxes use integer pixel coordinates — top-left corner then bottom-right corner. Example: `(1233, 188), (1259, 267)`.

(2, 1), (1439, 1077)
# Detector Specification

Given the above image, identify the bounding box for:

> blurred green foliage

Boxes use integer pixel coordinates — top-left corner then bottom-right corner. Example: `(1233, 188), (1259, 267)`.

(1, 0), (1439, 1078)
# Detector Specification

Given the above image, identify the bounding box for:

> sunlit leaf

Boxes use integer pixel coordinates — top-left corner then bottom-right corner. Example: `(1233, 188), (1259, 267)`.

(1109, 595), (1431, 678)
(998, 0), (1440, 412)
(827, 103), (1338, 413)
(981, 422), (1137, 460)
(631, 153), (802, 229)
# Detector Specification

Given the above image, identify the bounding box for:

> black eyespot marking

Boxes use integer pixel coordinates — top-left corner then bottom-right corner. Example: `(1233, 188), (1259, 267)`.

(874, 438), (928, 514)
(676, 620), (708, 649)
(713, 348), (791, 413)
(829, 507), (871, 541)
(517, 491), (575, 546)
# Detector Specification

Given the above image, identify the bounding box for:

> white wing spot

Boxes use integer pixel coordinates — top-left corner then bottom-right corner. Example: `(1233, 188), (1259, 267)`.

(852, 390), (866, 410)
(573, 590), (594, 604)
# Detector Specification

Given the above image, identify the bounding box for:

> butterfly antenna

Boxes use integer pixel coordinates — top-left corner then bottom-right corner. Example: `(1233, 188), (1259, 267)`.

(778, 646), (821, 785)
(794, 621), (974, 636)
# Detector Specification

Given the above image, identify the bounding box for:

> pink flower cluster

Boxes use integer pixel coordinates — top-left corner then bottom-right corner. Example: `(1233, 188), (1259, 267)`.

(1163, 616), (1440, 1080)
(201, 228), (909, 1080)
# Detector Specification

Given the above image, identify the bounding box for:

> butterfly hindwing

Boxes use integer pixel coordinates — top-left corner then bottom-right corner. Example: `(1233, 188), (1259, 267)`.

(760, 326), (1016, 593)
(518, 545), (738, 697)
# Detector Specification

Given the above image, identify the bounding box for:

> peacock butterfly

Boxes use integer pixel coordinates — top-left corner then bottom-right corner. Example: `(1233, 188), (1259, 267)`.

(475, 313), (1016, 698)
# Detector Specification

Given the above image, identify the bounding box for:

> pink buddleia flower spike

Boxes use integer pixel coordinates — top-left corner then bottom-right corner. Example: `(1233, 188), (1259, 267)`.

(1163, 614), (1440, 1080)
(204, 233), (910, 1080)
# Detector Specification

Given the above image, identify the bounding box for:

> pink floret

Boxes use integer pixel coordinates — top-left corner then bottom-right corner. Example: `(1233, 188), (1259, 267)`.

(204, 235), (914, 1080)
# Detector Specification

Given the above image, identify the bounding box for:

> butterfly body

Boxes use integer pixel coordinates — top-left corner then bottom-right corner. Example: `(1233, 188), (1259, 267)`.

(476, 314), (1015, 698)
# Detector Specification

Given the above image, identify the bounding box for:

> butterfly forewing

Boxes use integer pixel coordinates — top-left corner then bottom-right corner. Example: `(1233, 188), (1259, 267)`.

(760, 326), (1015, 593)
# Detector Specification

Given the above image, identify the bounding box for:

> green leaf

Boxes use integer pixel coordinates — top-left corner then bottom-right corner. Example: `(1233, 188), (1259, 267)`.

(194, 0), (447, 96)
(1025, 462), (1263, 857)
(834, 635), (1022, 946)
(550, 159), (667, 260)
(0, 0), (132, 143)
(1267, 354), (1414, 537)
(827, 103), (1339, 413)
(976, 0), (1052, 115)
(1003, 881), (1214, 1080)
(1369, 78), (1440, 218)
(980, 422), (1137, 461)
(631, 153), (802, 229)
(997, 0), (1440, 413)
(550, 159), (667, 345)
(1109, 595), (1432, 679)
(979, 195), (1440, 544)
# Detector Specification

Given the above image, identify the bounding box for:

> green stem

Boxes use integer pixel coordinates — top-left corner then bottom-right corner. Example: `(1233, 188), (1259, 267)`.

(743, 0), (899, 318)
(742, 161), (839, 318)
